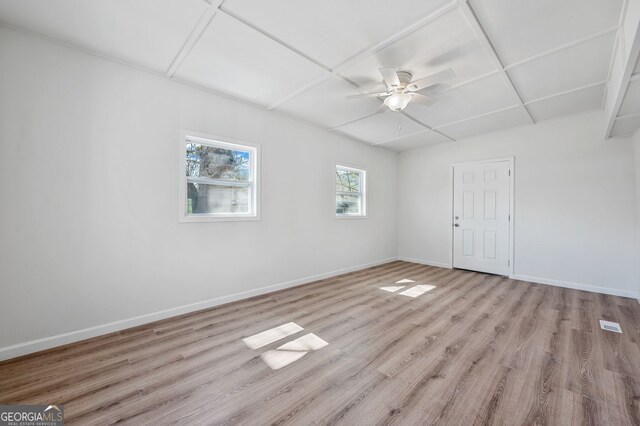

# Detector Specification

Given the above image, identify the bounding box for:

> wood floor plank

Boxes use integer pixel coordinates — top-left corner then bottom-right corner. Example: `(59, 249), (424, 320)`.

(1, 261), (639, 425)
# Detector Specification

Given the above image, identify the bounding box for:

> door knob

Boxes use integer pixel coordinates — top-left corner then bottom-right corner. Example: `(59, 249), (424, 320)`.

(454, 223), (460, 227)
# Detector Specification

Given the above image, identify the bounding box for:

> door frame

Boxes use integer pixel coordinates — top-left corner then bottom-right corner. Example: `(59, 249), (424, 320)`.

(449, 157), (515, 277)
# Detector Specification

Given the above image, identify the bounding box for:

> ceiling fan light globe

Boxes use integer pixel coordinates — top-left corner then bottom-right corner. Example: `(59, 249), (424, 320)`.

(384, 93), (413, 111)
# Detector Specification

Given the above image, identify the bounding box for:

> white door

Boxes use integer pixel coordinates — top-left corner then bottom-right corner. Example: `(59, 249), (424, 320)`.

(453, 160), (511, 276)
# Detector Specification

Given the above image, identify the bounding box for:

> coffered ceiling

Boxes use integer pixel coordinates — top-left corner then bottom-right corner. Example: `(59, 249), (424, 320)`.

(0, 0), (631, 150)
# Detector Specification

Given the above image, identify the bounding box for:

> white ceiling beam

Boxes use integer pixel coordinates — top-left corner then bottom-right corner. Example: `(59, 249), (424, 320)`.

(165, 0), (222, 78)
(457, 0), (535, 125)
(604, 20), (640, 138)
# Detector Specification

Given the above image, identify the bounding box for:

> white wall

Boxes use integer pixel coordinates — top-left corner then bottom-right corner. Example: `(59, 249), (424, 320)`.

(398, 111), (638, 297)
(632, 130), (640, 299)
(0, 27), (398, 357)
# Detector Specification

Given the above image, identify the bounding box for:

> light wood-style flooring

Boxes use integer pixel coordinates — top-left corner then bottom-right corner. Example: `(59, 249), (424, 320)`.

(1, 261), (640, 425)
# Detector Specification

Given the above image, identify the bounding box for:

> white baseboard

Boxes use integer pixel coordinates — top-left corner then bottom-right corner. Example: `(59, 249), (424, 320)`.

(397, 256), (452, 269)
(510, 274), (639, 299)
(396, 258), (638, 299)
(0, 257), (397, 362)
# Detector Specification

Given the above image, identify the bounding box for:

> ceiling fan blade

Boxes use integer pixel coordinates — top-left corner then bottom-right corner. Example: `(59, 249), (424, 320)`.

(416, 82), (449, 95)
(379, 67), (401, 88)
(411, 93), (437, 107)
(407, 68), (455, 91)
(346, 92), (389, 99)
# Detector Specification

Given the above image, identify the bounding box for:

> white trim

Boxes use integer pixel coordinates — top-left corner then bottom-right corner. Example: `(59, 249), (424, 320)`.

(335, 164), (367, 218)
(0, 257), (398, 362)
(165, 1), (222, 77)
(450, 157), (515, 276)
(178, 129), (261, 223)
(397, 257), (452, 269)
(510, 274), (638, 299)
(457, 0), (535, 124)
(396, 259), (638, 299)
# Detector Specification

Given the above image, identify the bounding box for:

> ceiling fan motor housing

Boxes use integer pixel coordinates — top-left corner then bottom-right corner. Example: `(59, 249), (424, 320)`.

(395, 71), (413, 86)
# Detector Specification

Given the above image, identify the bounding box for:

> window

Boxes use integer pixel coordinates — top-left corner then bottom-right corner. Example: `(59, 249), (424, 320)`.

(179, 133), (258, 222)
(335, 165), (366, 217)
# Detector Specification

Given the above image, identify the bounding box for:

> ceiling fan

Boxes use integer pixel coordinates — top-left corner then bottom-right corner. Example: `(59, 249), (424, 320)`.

(347, 67), (455, 112)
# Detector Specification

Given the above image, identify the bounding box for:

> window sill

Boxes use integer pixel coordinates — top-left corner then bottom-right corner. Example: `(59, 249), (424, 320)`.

(334, 215), (368, 220)
(179, 215), (260, 223)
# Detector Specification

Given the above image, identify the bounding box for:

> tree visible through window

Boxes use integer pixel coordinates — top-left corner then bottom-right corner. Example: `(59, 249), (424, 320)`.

(336, 165), (366, 216)
(181, 135), (258, 220)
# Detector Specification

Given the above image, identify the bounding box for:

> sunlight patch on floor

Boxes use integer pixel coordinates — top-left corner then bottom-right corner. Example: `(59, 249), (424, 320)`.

(260, 333), (329, 370)
(399, 285), (436, 298)
(242, 322), (303, 349)
(396, 279), (416, 284)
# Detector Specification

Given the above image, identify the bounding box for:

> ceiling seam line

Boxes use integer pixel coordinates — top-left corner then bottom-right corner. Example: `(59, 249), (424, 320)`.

(433, 129), (457, 141)
(434, 105), (521, 130)
(400, 112), (456, 142)
(503, 26), (619, 71)
(523, 81), (608, 105)
(328, 109), (387, 131)
(457, 0), (535, 124)
(372, 129), (431, 146)
(266, 74), (334, 110)
(400, 111), (434, 131)
(428, 70), (500, 95)
(373, 126), (457, 146)
(268, 72), (374, 111)
(217, 7), (332, 73)
(165, 2), (222, 77)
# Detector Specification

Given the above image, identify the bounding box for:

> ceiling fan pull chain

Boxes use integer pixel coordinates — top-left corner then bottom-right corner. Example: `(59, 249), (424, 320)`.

(397, 115), (402, 137)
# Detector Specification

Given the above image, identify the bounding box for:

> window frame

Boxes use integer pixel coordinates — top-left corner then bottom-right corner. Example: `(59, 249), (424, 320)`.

(178, 130), (260, 223)
(335, 164), (367, 219)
